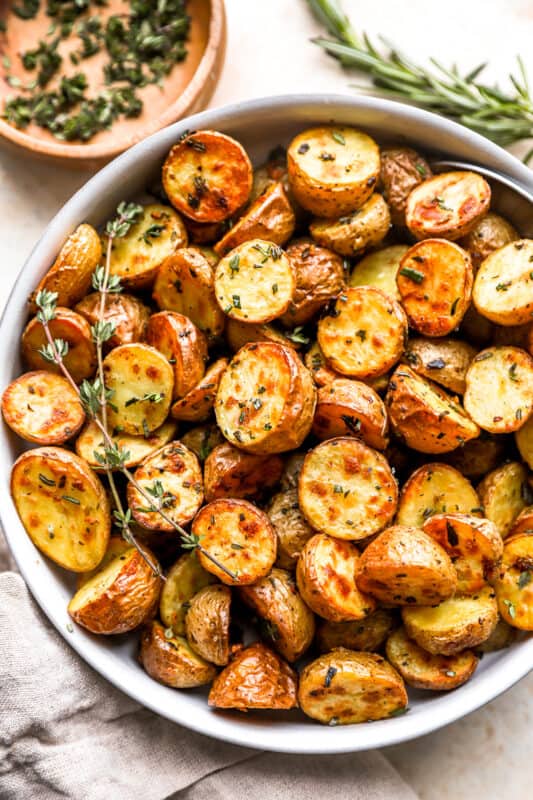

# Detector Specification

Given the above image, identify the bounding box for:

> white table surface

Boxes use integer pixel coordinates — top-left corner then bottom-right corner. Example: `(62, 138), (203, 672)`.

(0, 1), (531, 797)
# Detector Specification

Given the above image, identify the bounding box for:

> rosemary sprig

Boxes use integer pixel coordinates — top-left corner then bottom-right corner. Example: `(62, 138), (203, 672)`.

(306, 0), (533, 153)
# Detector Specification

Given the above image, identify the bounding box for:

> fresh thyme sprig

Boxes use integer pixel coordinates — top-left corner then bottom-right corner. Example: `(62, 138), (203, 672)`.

(306, 0), (533, 154)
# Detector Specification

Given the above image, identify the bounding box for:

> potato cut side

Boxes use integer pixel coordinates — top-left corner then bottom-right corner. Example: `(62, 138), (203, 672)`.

(192, 498), (277, 586)
(204, 442), (283, 502)
(316, 609), (395, 654)
(304, 340), (341, 386)
(299, 437), (398, 541)
(127, 442), (203, 531)
(146, 311), (207, 401)
(76, 535), (131, 589)
(477, 462), (529, 539)
(225, 318), (299, 353)
(349, 244), (409, 300)
(22, 308), (97, 384)
(495, 534), (533, 629)
(386, 626), (478, 690)
(171, 358), (228, 423)
(2, 371), (85, 445)
(396, 463), (481, 529)
(159, 551), (217, 636)
(102, 343), (174, 435)
(473, 239), (533, 325)
(186, 584), (231, 665)
(310, 193), (391, 257)
(312, 378), (389, 450)
(402, 336), (476, 395)
(75, 292), (150, 350)
(76, 419), (177, 471)
(380, 147), (432, 226)
(267, 488), (315, 570)
(317, 286), (407, 379)
(11, 446), (110, 572)
(298, 650), (407, 725)
(140, 620), (217, 688)
(280, 239), (345, 327)
(460, 212), (518, 269)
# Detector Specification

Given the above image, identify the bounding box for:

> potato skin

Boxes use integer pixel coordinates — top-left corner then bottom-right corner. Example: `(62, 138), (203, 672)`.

(396, 462), (481, 529)
(225, 318), (299, 352)
(477, 461), (529, 539)
(159, 551), (216, 636)
(185, 584), (231, 665)
(459, 212), (518, 269)
(140, 620), (217, 688)
(379, 147), (432, 226)
(204, 442), (284, 502)
(266, 488), (315, 569)
(476, 618), (518, 653)
(309, 194), (391, 258)
(75, 293), (150, 350)
(146, 311), (208, 401)
(508, 505), (533, 537)
(312, 378), (389, 450)
(22, 308), (97, 384)
(473, 239), (533, 325)
(171, 358), (228, 423)
(403, 337), (477, 395)
(495, 533), (533, 629)
(316, 608), (396, 654)
(280, 239), (345, 327)
(304, 340), (341, 386)
(386, 626), (478, 690)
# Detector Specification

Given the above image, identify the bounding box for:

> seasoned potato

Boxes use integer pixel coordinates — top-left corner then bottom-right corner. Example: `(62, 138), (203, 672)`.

(476, 617), (518, 652)
(208, 642), (298, 710)
(473, 240), (533, 325)
(225, 318), (298, 352)
(127, 442), (203, 531)
(180, 423), (225, 462)
(403, 337), (476, 395)
(240, 568), (315, 661)
(186, 584), (231, 665)
(146, 311), (207, 400)
(280, 239), (345, 327)
(459, 212), (518, 269)
(509, 506), (533, 537)
(312, 378), (389, 450)
(192, 498), (277, 586)
(102, 343), (174, 435)
(477, 462), (529, 538)
(171, 358), (228, 422)
(402, 586), (499, 655)
(379, 147), (432, 226)
(162, 130), (253, 223)
(106, 204), (187, 290)
(181, 218), (226, 245)
(309, 194), (391, 257)
(11, 446), (110, 572)
(75, 293), (150, 350)
(464, 347), (533, 433)
(386, 626), (478, 690)
(76, 535), (131, 589)
(296, 534), (376, 622)
(76, 419), (177, 471)
(299, 438), (398, 541)
(140, 620), (217, 688)
(397, 239), (473, 336)
(2, 371), (85, 445)
(298, 650), (407, 725)
(357, 525), (457, 605)
(396, 463), (481, 529)
(22, 308), (97, 384)
(204, 442), (283, 502)
(29, 223), (102, 311)
(304, 340), (341, 386)
(317, 287), (407, 379)
(68, 544), (161, 634)
(316, 608), (395, 653)
(159, 551), (216, 636)
(215, 342), (316, 455)
(279, 452), (306, 491)
(423, 513), (503, 593)
(386, 365), (480, 453)
(406, 171), (491, 240)
(266, 488), (315, 569)
(214, 239), (295, 324)
(152, 248), (225, 339)
(495, 533), (533, 629)
(348, 244), (409, 300)
(442, 434), (507, 481)
(214, 182), (295, 256)
(287, 126), (380, 217)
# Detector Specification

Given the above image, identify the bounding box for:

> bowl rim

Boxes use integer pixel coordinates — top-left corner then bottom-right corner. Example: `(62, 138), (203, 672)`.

(2, 92), (533, 753)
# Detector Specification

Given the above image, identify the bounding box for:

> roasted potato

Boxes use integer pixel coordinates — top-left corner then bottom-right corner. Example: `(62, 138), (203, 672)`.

(171, 358), (228, 423)
(477, 461), (529, 538)
(476, 617), (518, 653)
(208, 642), (298, 711)
(379, 147), (432, 226)
(298, 650), (407, 725)
(473, 240), (533, 325)
(396, 463), (481, 529)
(204, 442), (283, 502)
(185, 584), (231, 665)
(76, 535), (131, 589)
(509, 506), (533, 537)
(312, 378), (389, 450)
(225, 318), (300, 352)
(11, 446), (110, 572)
(459, 212), (518, 269)
(146, 311), (208, 400)
(348, 244), (409, 300)
(159, 551), (217, 636)
(304, 340), (341, 386)
(280, 239), (345, 326)
(442, 433), (507, 481)
(266, 488), (315, 569)
(279, 452), (306, 491)
(406, 171), (491, 241)
(22, 308), (97, 383)
(250, 146), (290, 202)
(402, 337), (477, 395)
(309, 193), (391, 258)
(386, 626), (478, 690)
(316, 608), (396, 654)
(299, 437), (398, 541)
(140, 620), (217, 688)
(180, 423), (225, 462)
(76, 419), (177, 471)
(75, 292), (150, 350)
(495, 533), (533, 629)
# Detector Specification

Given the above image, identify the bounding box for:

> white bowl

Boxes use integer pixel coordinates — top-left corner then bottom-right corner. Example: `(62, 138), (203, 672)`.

(2, 94), (532, 754)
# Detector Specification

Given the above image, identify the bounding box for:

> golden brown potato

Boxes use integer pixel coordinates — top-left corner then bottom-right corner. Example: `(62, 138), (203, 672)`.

(401, 586), (499, 655)
(2, 371), (85, 445)
(192, 498), (277, 586)
(171, 358), (228, 423)
(208, 642), (298, 711)
(185, 584), (231, 665)
(140, 620), (217, 688)
(146, 311), (208, 401)
(304, 340), (341, 386)
(296, 533), (376, 622)
(379, 147), (432, 226)
(298, 650), (407, 725)
(75, 293), (150, 350)
(76, 419), (177, 471)
(162, 130), (253, 223)
(180, 423), (225, 462)
(76, 535), (131, 589)
(204, 442), (283, 502)
(406, 171), (491, 241)
(22, 308), (97, 384)
(477, 462), (529, 539)
(356, 525), (457, 605)
(309, 194), (391, 257)
(240, 568), (315, 661)
(317, 287), (408, 379)
(11, 446), (110, 572)
(473, 240), (533, 325)
(287, 126), (380, 217)
(442, 434), (507, 481)
(312, 378), (389, 450)
(280, 239), (345, 327)
(316, 608), (396, 653)
(495, 533), (533, 629)
(386, 626), (478, 690)
(397, 239), (473, 336)
(386, 365), (480, 453)
(403, 337), (477, 395)
(266, 488), (315, 569)
(463, 347), (533, 433)
(508, 506), (533, 537)
(159, 551), (217, 636)
(459, 212), (518, 269)
(68, 544), (161, 634)
(251, 151), (290, 202)
(215, 342), (316, 455)
(299, 437), (398, 541)
(224, 318), (300, 352)
(348, 244), (409, 301)
(476, 618), (518, 652)
(396, 463), (481, 529)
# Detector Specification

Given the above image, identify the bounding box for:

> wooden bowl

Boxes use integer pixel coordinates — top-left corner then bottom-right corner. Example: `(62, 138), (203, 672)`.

(0, 0), (226, 167)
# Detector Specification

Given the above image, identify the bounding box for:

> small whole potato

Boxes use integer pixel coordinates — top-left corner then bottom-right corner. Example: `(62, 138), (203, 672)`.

(310, 194), (391, 258)
(266, 488), (315, 569)
(185, 584), (232, 665)
(379, 147), (432, 226)
(459, 212), (518, 269)
(280, 239), (345, 326)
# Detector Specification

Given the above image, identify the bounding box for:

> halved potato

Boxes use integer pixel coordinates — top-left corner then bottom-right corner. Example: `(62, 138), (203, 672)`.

(171, 358), (228, 422)
(22, 308), (97, 384)
(356, 525), (457, 605)
(476, 617), (518, 653)
(140, 620), (217, 688)
(379, 147), (432, 226)
(316, 608), (396, 653)
(405, 171), (491, 240)
(495, 533), (533, 629)
(463, 347), (533, 433)
(159, 551), (217, 636)
(162, 130), (253, 223)
(459, 212), (518, 269)
(477, 461), (529, 539)
(386, 626), (478, 690)
(146, 311), (208, 401)
(75, 293), (150, 350)
(396, 463), (481, 529)
(442, 433), (507, 481)
(402, 337), (477, 395)
(76, 419), (177, 471)
(280, 239), (345, 326)
(266, 488), (315, 569)
(2, 371), (85, 445)
(312, 378), (389, 450)
(11, 446), (110, 572)
(192, 498), (277, 586)
(296, 533), (376, 622)
(304, 340), (340, 386)
(299, 437), (398, 541)
(180, 423), (225, 462)
(309, 193), (391, 257)
(473, 240), (533, 325)
(76, 535), (131, 589)
(509, 506), (533, 537)
(401, 586), (499, 655)
(204, 442), (283, 502)
(348, 244), (409, 300)
(185, 583), (231, 665)
(225, 318), (299, 352)
(298, 650), (407, 725)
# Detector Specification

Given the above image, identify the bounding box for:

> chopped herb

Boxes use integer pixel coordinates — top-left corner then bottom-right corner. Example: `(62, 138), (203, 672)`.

(341, 414), (361, 433)
(39, 473), (56, 487)
(331, 130), (345, 145)
(475, 351), (493, 361)
(139, 224), (165, 246)
(62, 495), (80, 505)
(509, 363), (519, 382)
(264, 422), (272, 431)
(232, 295), (241, 309)
(229, 254), (240, 273)
(252, 398), (263, 410)
(496, 281), (512, 291)
(427, 358), (446, 369)
(356, 329), (367, 341)
(297, 142), (309, 154)
(518, 570), (532, 589)
(399, 266), (424, 284)
(415, 163), (427, 177)
(271, 283), (278, 295)
(324, 666), (337, 687)
(450, 297), (460, 315)
(257, 385), (266, 394)
(333, 484), (344, 493)
(319, 151), (334, 161)
(503, 599), (516, 619)
(286, 326), (310, 345)
(231, 542), (244, 550)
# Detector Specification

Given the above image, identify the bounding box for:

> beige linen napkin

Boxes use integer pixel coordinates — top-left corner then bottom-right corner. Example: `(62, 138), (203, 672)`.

(0, 535), (418, 800)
